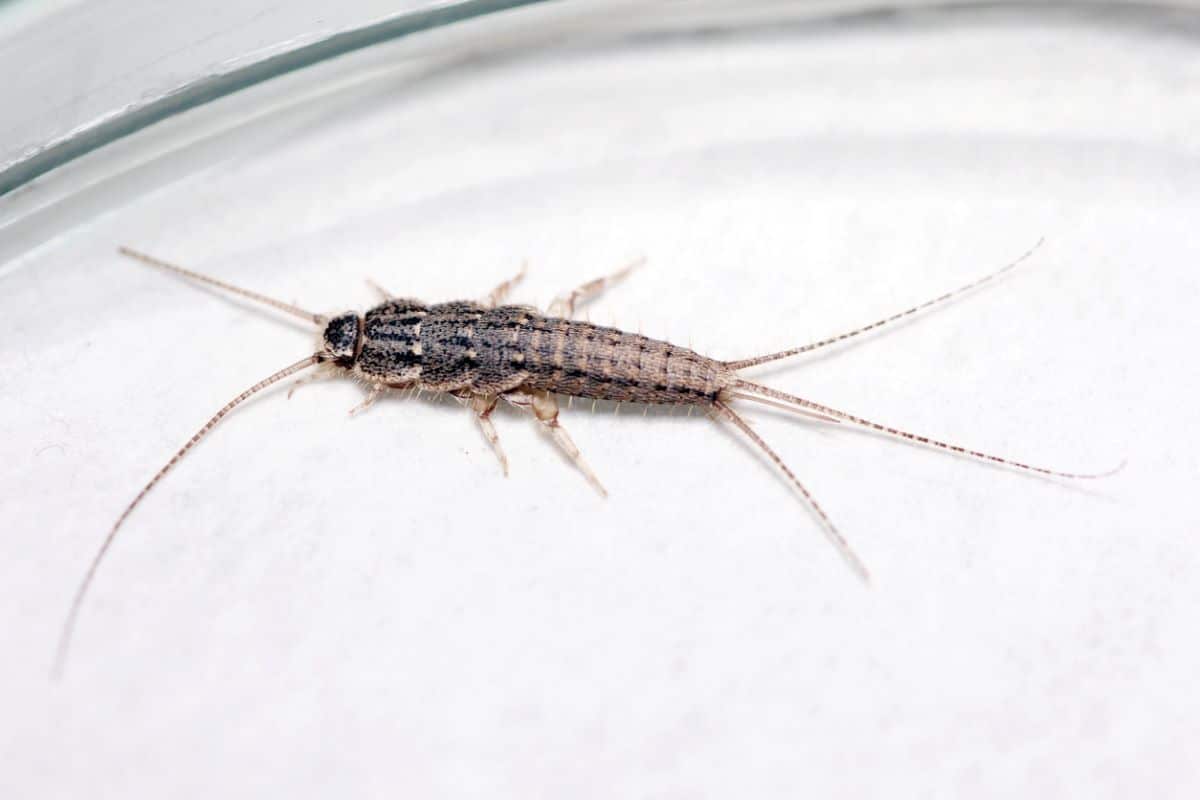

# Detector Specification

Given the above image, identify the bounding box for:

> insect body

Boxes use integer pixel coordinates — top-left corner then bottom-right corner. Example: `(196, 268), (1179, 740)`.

(350, 301), (725, 405)
(53, 242), (1117, 676)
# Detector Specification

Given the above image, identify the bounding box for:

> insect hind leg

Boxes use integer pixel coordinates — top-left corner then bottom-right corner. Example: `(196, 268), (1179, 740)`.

(504, 388), (607, 496)
(455, 392), (509, 475)
(548, 257), (644, 318)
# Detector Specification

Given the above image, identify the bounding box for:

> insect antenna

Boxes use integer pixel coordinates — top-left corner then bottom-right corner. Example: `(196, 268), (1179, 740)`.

(118, 247), (325, 325)
(723, 238), (1044, 370)
(730, 380), (1124, 480)
(712, 399), (870, 581)
(52, 353), (322, 679)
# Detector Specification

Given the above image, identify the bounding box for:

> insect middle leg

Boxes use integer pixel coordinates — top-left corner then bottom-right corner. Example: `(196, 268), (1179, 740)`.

(548, 257), (643, 318)
(484, 263), (527, 308)
(370, 262), (527, 307)
(504, 387), (607, 496)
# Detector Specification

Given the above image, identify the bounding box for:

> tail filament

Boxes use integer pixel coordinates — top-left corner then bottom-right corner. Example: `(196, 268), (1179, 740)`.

(731, 381), (1123, 480)
(724, 238), (1045, 370)
(712, 399), (870, 581)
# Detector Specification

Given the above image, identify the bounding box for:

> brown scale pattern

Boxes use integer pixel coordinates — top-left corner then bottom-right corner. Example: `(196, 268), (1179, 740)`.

(482, 308), (725, 403)
(354, 300), (728, 404)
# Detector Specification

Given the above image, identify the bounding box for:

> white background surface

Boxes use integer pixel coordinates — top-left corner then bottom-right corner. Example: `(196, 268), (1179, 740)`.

(3, 5), (1199, 798)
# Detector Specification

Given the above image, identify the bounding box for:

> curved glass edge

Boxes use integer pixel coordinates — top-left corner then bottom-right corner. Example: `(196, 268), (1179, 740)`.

(3, 0), (1199, 202)
(0, 0), (549, 198)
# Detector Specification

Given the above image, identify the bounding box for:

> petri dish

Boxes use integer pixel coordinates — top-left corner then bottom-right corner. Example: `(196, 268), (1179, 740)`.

(3, 1), (1198, 796)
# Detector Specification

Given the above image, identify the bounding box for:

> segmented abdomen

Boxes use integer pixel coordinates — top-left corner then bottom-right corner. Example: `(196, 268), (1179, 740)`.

(480, 307), (727, 404)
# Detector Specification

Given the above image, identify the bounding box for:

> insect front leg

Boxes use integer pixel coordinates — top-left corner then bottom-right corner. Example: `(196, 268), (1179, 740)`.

(504, 387), (607, 496)
(548, 257), (644, 318)
(286, 365), (338, 399)
(348, 382), (387, 416)
(484, 263), (528, 308)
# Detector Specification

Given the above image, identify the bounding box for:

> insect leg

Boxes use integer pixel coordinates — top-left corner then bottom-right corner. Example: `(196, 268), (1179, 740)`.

(348, 383), (386, 416)
(365, 279), (394, 301)
(467, 393), (509, 475)
(712, 399), (870, 581)
(504, 388), (607, 496)
(288, 375), (316, 399)
(286, 365), (337, 399)
(548, 256), (645, 318)
(484, 262), (528, 308)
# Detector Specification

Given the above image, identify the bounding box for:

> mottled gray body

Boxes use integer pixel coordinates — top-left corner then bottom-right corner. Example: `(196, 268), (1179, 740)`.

(56, 244), (1090, 679)
(345, 299), (729, 404)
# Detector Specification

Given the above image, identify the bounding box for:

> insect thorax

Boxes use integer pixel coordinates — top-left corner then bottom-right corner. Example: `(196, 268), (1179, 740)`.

(354, 298), (430, 384)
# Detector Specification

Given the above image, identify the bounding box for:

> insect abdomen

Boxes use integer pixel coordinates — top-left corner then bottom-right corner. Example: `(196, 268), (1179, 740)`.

(495, 312), (726, 404)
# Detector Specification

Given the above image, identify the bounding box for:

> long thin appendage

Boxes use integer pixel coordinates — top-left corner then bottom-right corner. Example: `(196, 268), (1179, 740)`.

(712, 400), (869, 580)
(549, 256), (645, 318)
(731, 382), (1123, 480)
(52, 354), (321, 679)
(485, 263), (528, 308)
(724, 238), (1044, 370)
(118, 247), (325, 326)
(366, 278), (394, 301)
(503, 389), (608, 496)
(733, 394), (842, 425)
(468, 394), (509, 476)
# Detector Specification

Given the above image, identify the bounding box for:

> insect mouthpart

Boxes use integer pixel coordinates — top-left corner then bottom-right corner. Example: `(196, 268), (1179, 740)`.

(322, 311), (362, 366)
